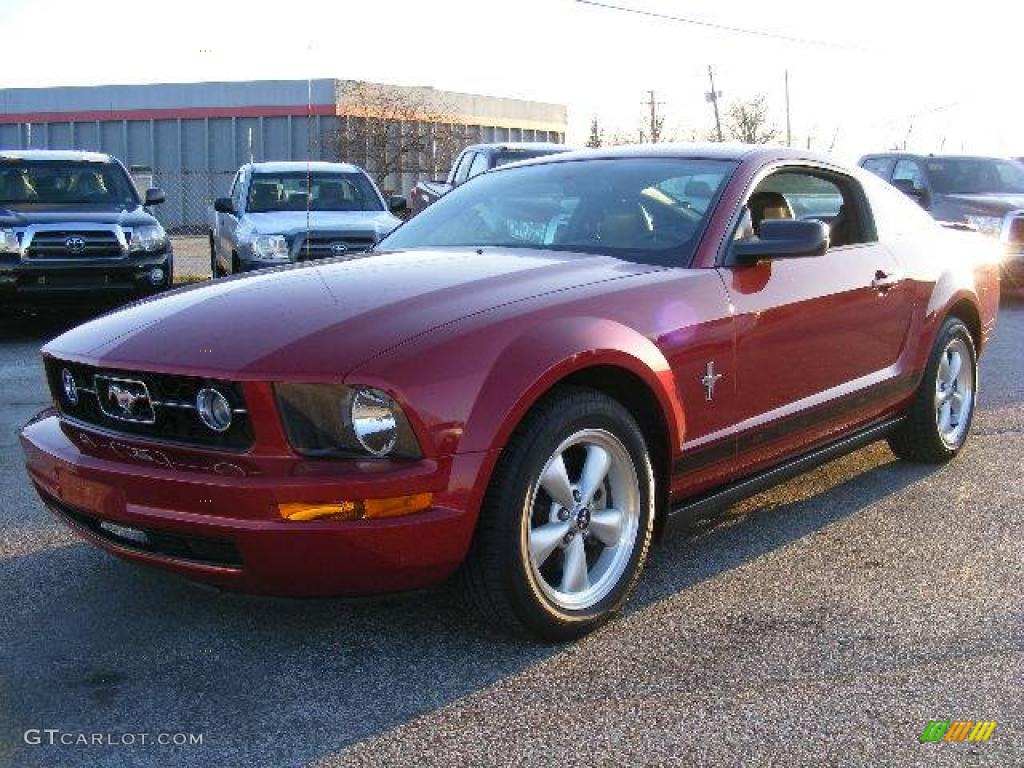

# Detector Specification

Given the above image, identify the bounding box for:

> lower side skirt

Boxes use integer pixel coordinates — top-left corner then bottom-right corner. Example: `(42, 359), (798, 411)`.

(667, 417), (902, 527)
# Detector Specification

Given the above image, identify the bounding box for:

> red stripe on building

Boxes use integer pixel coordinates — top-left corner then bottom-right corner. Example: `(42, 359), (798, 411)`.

(0, 104), (338, 124)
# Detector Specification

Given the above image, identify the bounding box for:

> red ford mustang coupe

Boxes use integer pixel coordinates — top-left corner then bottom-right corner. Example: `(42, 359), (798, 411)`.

(21, 145), (1000, 639)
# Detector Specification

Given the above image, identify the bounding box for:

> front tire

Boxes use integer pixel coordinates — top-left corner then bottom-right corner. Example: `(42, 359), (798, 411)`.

(888, 317), (977, 463)
(459, 388), (655, 640)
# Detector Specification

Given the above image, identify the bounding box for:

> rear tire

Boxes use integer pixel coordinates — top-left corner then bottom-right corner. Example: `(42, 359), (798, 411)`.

(459, 387), (655, 641)
(888, 317), (977, 463)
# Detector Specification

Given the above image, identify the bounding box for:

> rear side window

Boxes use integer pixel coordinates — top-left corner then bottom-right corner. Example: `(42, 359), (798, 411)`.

(741, 168), (874, 248)
(861, 157), (894, 180)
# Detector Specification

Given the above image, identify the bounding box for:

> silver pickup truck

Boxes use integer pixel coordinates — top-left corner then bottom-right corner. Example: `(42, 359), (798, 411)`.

(408, 142), (569, 216)
(210, 161), (404, 275)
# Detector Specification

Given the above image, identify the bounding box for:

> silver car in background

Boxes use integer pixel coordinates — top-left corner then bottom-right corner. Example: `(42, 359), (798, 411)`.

(209, 161), (405, 275)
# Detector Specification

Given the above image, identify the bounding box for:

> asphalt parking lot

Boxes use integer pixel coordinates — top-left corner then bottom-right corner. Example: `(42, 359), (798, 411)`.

(0, 298), (1021, 768)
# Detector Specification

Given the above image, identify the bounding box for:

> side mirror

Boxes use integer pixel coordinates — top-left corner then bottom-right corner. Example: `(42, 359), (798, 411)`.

(213, 197), (235, 215)
(732, 219), (830, 264)
(144, 187), (166, 206)
(891, 179), (930, 208)
(388, 194), (408, 214)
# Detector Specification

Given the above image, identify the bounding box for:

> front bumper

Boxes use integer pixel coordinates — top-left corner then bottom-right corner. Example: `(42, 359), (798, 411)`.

(0, 251), (173, 305)
(19, 411), (484, 596)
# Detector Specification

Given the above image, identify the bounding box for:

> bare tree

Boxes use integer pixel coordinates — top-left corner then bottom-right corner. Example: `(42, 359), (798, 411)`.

(723, 94), (779, 144)
(330, 81), (466, 193)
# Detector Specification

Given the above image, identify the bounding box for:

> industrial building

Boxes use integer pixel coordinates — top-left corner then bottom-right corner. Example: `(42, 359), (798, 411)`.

(0, 79), (567, 232)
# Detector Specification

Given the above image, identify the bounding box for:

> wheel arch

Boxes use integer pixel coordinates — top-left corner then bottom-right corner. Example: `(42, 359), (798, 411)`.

(461, 317), (685, 531)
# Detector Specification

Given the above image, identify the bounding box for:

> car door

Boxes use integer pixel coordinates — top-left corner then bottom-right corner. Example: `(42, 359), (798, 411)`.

(717, 164), (915, 475)
(220, 169), (246, 272)
(214, 170), (240, 269)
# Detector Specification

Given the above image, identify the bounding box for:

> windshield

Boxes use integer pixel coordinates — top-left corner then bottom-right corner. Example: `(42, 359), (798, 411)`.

(0, 160), (138, 206)
(247, 171), (383, 213)
(379, 158), (737, 266)
(926, 158), (1024, 195)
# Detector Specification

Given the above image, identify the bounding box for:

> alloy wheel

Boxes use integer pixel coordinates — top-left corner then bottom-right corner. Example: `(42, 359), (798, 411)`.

(934, 336), (974, 448)
(523, 429), (641, 611)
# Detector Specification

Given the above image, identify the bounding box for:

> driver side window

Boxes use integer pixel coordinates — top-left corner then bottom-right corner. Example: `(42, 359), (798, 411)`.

(737, 169), (872, 249)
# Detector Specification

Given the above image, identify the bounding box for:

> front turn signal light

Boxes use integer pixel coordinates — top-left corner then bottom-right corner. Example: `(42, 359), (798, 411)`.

(278, 493), (432, 522)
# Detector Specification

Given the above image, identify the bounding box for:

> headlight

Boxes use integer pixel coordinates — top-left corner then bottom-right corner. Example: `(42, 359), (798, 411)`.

(252, 234), (290, 261)
(0, 228), (19, 253)
(130, 223), (167, 252)
(274, 383), (421, 458)
(965, 214), (1004, 237)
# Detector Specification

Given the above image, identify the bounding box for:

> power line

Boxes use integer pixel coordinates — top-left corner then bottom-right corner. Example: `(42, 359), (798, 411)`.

(574, 0), (862, 50)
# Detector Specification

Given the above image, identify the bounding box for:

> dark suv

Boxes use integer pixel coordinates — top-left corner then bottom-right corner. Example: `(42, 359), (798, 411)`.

(860, 152), (1024, 291)
(0, 150), (172, 311)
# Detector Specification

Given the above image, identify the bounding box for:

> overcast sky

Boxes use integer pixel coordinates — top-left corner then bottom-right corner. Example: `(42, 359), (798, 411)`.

(1, 0), (1020, 161)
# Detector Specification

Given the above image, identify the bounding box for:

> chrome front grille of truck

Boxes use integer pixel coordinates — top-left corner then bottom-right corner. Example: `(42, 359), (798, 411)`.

(24, 228), (125, 259)
(295, 232), (376, 261)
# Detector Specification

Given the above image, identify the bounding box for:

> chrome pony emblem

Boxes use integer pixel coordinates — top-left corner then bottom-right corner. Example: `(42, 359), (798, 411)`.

(95, 377), (156, 423)
(701, 361), (723, 402)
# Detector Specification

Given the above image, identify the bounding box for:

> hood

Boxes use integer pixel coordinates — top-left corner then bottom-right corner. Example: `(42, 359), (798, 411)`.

(0, 203), (155, 228)
(241, 210), (402, 238)
(43, 248), (656, 380)
(939, 193), (1024, 214)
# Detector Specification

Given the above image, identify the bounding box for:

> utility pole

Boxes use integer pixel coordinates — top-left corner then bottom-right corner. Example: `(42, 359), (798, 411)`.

(706, 66), (723, 142)
(643, 90), (664, 143)
(784, 70), (792, 147)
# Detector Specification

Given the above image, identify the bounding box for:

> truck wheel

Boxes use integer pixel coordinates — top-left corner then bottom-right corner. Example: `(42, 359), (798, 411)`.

(888, 317), (977, 463)
(459, 387), (655, 640)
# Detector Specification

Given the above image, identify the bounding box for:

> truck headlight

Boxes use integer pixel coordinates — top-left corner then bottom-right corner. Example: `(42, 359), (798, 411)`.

(965, 214), (1004, 237)
(274, 383), (421, 458)
(0, 228), (19, 253)
(252, 234), (290, 261)
(130, 224), (168, 252)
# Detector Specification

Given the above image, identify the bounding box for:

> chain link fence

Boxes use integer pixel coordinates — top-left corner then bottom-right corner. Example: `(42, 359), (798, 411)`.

(143, 170), (233, 283)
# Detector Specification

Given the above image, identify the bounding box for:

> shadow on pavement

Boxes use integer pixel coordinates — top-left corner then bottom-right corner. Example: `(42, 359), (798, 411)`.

(1, 442), (941, 767)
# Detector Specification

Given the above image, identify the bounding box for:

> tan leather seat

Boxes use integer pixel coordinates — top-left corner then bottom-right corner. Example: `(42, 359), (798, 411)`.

(598, 205), (650, 248)
(748, 191), (794, 236)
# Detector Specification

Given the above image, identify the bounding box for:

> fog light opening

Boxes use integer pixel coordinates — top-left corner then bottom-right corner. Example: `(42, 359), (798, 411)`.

(148, 267), (165, 285)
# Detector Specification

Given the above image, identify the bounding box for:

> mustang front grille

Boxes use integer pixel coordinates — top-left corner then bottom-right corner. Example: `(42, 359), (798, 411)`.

(45, 359), (254, 451)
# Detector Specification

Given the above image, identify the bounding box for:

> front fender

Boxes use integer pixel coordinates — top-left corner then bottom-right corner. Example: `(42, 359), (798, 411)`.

(464, 317), (684, 456)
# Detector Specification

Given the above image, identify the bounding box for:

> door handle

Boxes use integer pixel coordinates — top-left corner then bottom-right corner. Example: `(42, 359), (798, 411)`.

(872, 270), (901, 291)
